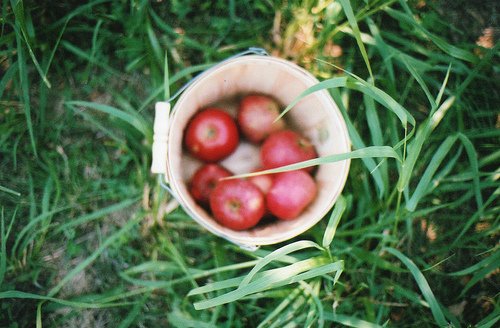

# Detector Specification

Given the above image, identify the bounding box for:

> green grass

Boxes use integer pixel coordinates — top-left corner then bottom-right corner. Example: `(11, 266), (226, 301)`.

(1, 0), (499, 327)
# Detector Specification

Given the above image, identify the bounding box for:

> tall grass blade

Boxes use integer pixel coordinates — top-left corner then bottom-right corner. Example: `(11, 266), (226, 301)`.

(323, 312), (382, 328)
(363, 94), (389, 191)
(346, 79), (414, 128)
(187, 258), (315, 297)
(47, 214), (142, 297)
(455, 249), (500, 297)
(338, 0), (373, 81)
(453, 187), (499, 246)
(122, 260), (259, 290)
(386, 6), (477, 63)
(349, 247), (405, 273)
(160, 234), (200, 290)
(168, 311), (218, 328)
(44, 17), (69, 76)
(300, 281), (323, 328)
(364, 95), (384, 149)
(82, 18), (103, 82)
(53, 197), (140, 234)
(331, 89), (386, 197)
(65, 101), (151, 139)
(36, 302), (43, 328)
(398, 54), (435, 108)
(366, 18), (395, 84)
(398, 96), (455, 192)
(239, 241), (322, 288)
(455, 42), (499, 98)
(475, 308), (500, 328)
(0, 209), (6, 287)
(164, 50), (170, 100)
(12, 207), (70, 258)
(389, 280), (429, 307)
(384, 247), (448, 326)
(11, 0), (51, 88)
(267, 293), (308, 328)
(460, 262), (500, 298)
(14, 24), (37, 157)
(406, 135), (457, 211)
(0, 62), (17, 99)
(448, 248), (500, 277)
(61, 41), (121, 76)
(457, 133), (483, 211)
(257, 288), (302, 328)
(117, 294), (149, 328)
(123, 261), (180, 275)
(146, 21), (163, 68)
(192, 259), (343, 310)
(0, 290), (130, 308)
(47, 0), (111, 28)
(69, 108), (132, 153)
(188, 276), (245, 296)
(0, 185), (21, 197)
(435, 64), (452, 110)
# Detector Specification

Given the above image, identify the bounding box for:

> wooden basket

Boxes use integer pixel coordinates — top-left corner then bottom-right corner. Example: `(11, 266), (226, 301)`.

(152, 54), (350, 249)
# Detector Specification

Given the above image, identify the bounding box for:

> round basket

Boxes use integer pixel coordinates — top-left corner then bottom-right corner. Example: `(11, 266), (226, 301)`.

(156, 54), (350, 249)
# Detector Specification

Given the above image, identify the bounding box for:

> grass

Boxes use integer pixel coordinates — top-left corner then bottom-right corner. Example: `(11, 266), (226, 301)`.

(1, 0), (499, 327)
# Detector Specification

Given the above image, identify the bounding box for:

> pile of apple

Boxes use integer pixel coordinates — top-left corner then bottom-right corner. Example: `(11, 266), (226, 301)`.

(183, 94), (318, 231)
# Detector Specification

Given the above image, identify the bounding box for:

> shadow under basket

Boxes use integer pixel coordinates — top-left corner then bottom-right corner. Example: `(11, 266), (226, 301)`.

(152, 54), (351, 250)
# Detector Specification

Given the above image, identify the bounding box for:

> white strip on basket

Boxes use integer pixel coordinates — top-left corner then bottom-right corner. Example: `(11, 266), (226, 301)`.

(151, 101), (171, 174)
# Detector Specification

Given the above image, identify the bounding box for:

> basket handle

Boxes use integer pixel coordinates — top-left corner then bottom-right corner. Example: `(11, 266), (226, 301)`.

(151, 101), (171, 174)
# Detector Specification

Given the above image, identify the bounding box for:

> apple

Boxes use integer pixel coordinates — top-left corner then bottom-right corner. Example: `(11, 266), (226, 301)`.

(184, 108), (239, 162)
(209, 179), (265, 230)
(266, 170), (317, 220)
(261, 130), (317, 172)
(248, 169), (274, 195)
(237, 94), (285, 143)
(189, 164), (232, 206)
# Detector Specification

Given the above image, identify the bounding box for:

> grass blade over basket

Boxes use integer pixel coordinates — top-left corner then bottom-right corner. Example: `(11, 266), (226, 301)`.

(229, 146), (401, 180)
(276, 75), (415, 129)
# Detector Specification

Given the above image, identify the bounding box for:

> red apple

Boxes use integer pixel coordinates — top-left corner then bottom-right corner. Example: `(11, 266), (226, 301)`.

(266, 170), (317, 220)
(248, 169), (274, 195)
(184, 108), (239, 162)
(209, 179), (265, 230)
(237, 94), (285, 143)
(261, 130), (317, 172)
(189, 164), (232, 206)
